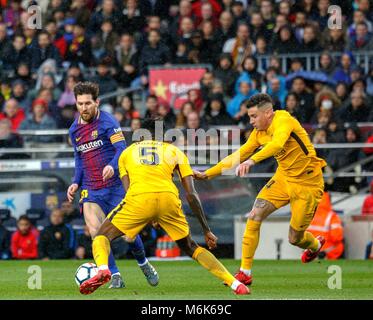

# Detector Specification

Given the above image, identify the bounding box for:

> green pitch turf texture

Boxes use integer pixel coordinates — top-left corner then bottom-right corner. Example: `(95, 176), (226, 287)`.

(0, 259), (372, 300)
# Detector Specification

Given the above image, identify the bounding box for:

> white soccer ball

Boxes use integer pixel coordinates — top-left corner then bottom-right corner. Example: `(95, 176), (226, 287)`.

(75, 262), (99, 286)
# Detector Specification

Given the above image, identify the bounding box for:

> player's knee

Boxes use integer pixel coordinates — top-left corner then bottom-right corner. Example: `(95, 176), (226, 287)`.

(247, 209), (264, 222)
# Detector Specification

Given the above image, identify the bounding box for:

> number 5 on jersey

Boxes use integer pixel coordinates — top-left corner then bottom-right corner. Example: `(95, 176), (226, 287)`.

(139, 147), (160, 165)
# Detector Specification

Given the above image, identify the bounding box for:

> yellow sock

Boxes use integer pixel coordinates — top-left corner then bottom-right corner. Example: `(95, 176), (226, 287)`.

(296, 231), (319, 251)
(93, 235), (111, 267)
(192, 247), (236, 286)
(241, 220), (261, 270)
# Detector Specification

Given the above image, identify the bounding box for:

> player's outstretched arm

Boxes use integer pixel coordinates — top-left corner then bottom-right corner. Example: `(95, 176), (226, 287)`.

(181, 175), (217, 249)
(204, 132), (260, 179)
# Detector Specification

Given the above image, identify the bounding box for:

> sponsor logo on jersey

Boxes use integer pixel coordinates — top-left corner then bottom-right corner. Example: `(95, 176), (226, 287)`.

(75, 136), (82, 142)
(76, 140), (103, 153)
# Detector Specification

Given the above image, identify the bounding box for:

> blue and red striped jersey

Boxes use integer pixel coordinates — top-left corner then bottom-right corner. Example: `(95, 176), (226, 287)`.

(69, 110), (126, 190)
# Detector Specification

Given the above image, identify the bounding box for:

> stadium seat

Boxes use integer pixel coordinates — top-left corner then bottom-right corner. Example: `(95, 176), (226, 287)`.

(0, 209), (17, 232)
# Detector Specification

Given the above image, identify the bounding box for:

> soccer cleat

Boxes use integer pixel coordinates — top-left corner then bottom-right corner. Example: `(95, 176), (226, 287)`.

(79, 269), (112, 295)
(140, 261), (159, 286)
(108, 274), (125, 289)
(234, 283), (251, 295)
(234, 271), (253, 286)
(301, 235), (326, 263)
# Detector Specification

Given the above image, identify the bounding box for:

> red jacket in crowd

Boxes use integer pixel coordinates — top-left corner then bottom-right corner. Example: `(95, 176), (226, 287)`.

(11, 227), (39, 259)
(362, 181), (373, 215)
(0, 108), (25, 132)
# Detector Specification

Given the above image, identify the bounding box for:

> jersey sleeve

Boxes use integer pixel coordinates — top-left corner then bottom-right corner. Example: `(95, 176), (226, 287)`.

(205, 130), (260, 178)
(175, 147), (194, 178)
(104, 115), (127, 169)
(118, 149), (128, 179)
(250, 115), (294, 164)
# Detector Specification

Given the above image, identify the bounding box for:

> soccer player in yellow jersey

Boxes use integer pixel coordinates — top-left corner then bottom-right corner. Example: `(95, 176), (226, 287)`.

(194, 93), (327, 286)
(79, 118), (250, 295)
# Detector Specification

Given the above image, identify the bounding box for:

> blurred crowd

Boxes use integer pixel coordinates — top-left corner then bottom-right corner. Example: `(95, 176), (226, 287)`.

(1, 1), (373, 182)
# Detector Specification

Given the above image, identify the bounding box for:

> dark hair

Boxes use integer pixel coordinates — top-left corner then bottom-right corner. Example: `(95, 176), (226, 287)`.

(73, 82), (99, 100)
(142, 117), (165, 139)
(18, 214), (31, 224)
(246, 93), (273, 109)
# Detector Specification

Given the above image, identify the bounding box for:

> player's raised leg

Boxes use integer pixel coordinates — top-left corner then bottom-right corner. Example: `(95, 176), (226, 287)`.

(80, 219), (124, 294)
(176, 235), (249, 295)
(83, 202), (124, 288)
(236, 198), (276, 285)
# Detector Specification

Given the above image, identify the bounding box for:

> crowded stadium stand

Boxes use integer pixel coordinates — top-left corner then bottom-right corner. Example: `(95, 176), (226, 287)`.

(1, 0), (373, 260)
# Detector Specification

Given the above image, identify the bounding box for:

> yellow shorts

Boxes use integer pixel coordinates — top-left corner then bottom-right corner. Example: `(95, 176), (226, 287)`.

(106, 192), (190, 241)
(257, 169), (324, 231)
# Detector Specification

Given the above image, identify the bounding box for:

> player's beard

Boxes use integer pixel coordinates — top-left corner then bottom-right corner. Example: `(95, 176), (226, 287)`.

(81, 109), (98, 123)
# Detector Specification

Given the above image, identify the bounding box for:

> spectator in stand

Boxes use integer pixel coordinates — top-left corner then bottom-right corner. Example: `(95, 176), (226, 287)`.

(38, 208), (74, 260)
(69, 0), (91, 26)
(260, 0), (275, 32)
(289, 76), (315, 123)
(120, 0), (145, 36)
(271, 25), (300, 54)
(0, 98), (25, 132)
(0, 119), (24, 159)
(187, 88), (205, 114)
(60, 200), (81, 224)
(311, 88), (341, 124)
(213, 53), (239, 97)
(365, 230), (373, 259)
(75, 225), (93, 259)
(321, 27), (347, 52)
(138, 29), (172, 87)
(319, 52), (336, 77)
(114, 33), (139, 88)
(362, 181), (373, 215)
(250, 11), (271, 43)
(157, 103), (176, 130)
(175, 101), (196, 129)
(239, 56), (262, 89)
(144, 94), (159, 119)
(337, 91), (370, 123)
(348, 9), (373, 38)
(90, 59), (118, 96)
(11, 215), (39, 260)
(267, 77), (288, 109)
(215, 11), (235, 51)
(57, 76), (78, 109)
(347, 22), (373, 51)
(223, 22), (255, 67)
(65, 23), (92, 67)
(335, 82), (350, 105)
(10, 80), (29, 110)
(0, 219), (10, 260)
(199, 71), (215, 103)
(88, 0), (122, 35)
(300, 23), (323, 53)
(30, 31), (61, 72)
(333, 52), (354, 85)
(1, 34), (30, 71)
(94, 19), (119, 58)
(202, 94), (234, 126)
(116, 95), (140, 127)
(307, 192), (344, 260)
(19, 98), (57, 143)
(227, 79), (258, 117)
(285, 92), (304, 123)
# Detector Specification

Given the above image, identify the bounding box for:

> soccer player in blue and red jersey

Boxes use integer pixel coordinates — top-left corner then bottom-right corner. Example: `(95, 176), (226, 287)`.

(67, 82), (158, 288)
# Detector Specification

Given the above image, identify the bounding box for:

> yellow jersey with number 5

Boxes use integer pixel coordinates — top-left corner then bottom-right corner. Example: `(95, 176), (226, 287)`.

(118, 140), (193, 197)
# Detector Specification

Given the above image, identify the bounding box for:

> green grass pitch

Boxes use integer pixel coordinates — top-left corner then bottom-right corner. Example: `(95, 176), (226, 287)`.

(0, 259), (372, 300)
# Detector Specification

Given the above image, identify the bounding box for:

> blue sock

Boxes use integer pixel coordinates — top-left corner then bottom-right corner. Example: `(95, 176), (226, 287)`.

(129, 235), (147, 265)
(108, 250), (120, 275)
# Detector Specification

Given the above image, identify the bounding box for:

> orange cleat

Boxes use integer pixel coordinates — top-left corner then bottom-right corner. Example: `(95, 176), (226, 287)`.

(234, 283), (251, 295)
(80, 269), (112, 295)
(301, 236), (326, 263)
(234, 271), (253, 286)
